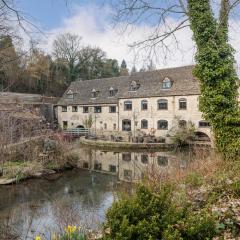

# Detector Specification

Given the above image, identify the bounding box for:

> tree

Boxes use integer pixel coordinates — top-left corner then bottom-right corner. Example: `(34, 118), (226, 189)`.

(120, 59), (129, 76)
(147, 60), (156, 71)
(0, 36), (20, 91)
(113, 0), (240, 159)
(131, 65), (137, 75)
(76, 46), (105, 80)
(27, 48), (51, 93)
(52, 33), (82, 83)
(102, 58), (120, 78)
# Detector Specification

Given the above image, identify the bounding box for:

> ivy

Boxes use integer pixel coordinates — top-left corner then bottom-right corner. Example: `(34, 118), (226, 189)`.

(188, 0), (240, 159)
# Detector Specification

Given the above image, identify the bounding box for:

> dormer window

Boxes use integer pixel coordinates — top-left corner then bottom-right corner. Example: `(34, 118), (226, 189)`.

(162, 77), (172, 89)
(109, 87), (118, 97)
(66, 90), (74, 99)
(91, 89), (98, 98)
(129, 80), (140, 91)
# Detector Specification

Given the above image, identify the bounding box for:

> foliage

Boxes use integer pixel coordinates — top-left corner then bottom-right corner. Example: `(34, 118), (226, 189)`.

(103, 184), (217, 240)
(0, 36), (20, 91)
(169, 117), (196, 146)
(188, 0), (240, 159)
(185, 172), (204, 187)
(53, 33), (82, 83)
(120, 59), (129, 76)
(83, 114), (94, 129)
(1, 34), (122, 96)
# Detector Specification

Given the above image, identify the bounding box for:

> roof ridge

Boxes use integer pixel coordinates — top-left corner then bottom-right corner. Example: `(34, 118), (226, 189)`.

(72, 65), (195, 84)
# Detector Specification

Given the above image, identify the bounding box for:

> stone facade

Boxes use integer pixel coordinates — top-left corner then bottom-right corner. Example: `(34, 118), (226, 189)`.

(57, 65), (215, 142)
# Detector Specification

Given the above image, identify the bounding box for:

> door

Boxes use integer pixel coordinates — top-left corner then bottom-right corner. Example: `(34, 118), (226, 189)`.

(122, 119), (131, 131)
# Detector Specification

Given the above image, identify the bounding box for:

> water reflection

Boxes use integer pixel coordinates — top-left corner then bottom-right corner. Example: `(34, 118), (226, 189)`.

(0, 170), (117, 238)
(74, 146), (207, 182)
(0, 145), (210, 238)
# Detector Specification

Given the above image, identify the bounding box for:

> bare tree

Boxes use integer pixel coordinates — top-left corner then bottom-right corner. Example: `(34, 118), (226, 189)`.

(52, 33), (82, 82)
(112, 0), (240, 59)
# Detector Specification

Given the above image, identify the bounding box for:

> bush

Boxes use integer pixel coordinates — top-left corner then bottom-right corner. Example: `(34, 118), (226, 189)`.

(185, 172), (204, 187)
(103, 185), (217, 240)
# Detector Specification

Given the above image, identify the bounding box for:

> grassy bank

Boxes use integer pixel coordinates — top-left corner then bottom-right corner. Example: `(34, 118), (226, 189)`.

(100, 153), (240, 240)
(0, 139), (80, 184)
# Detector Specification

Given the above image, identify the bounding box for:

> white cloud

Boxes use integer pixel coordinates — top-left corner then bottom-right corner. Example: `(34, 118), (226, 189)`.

(39, 3), (240, 72)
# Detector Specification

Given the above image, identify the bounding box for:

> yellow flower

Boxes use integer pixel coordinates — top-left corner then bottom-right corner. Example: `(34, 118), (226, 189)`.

(65, 225), (77, 234)
(35, 236), (41, 240)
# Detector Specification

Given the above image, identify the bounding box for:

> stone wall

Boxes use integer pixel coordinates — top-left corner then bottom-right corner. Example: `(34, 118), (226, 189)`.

(57, 94), (213, 142)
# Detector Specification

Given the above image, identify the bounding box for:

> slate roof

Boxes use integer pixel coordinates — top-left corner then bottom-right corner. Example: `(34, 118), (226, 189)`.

(58, 65), (200, 106)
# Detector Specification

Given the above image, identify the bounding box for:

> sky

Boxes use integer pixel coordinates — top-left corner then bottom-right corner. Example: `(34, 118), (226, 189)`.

(16, 0), (240, 71)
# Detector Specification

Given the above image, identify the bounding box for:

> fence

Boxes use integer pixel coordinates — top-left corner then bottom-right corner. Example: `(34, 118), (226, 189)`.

(64, 128), (90, 137)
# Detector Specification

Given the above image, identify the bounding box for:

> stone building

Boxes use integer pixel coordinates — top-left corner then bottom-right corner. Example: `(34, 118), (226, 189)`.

(57, 65), (213, 142)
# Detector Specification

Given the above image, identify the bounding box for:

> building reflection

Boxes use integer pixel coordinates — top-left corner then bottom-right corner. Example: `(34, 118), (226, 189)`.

(74, 147), (195, 182)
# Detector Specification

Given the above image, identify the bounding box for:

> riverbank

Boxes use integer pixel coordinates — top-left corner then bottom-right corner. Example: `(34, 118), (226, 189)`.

(0, 154), (78, 185)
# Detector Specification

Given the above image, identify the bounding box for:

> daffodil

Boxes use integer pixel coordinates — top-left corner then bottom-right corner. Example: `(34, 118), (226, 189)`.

(35, 236), (41, 240)
(65, 225), (77, 234)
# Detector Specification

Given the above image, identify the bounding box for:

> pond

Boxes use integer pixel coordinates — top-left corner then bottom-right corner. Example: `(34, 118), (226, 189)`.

(0, 145), (210, 239)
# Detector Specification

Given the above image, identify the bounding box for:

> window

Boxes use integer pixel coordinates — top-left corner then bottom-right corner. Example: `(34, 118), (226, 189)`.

(83, 162), (89, 168)
(122, 153), (131, 161)
(113, 123), (117, 130)
(141, 154), (148, 164)
(94, 106), (102, 113)
(199, 121), (211, 128)
(66, 90), (74, 99)
(104, 123), (107, 130)
(63, 121), (68, 130)
(157, 156), (168, 167)
(179, 98), (187, 110)
(141, 100), (148, 110)
(162, 77), (172, 89)
(141, 119), (148, 129)
(158, 99), (168, 110)
(72, 106), (78, 112)
(123, 169), (132, 180)
(94, 162), (102, 171)
(67, 94), (74, 99)
(62, 106), (67, 112)
(129, 81), (140, 91)
(83, 106), (89, 113)
(109, 87), (118, 97)
(124, 101), (132, 111)
(109, 106), (116, 113)
(157, 120), (168, 130)
(109, 165), (117, 173)
(91, 89), (98, 98)
(179, 120), (187, 128)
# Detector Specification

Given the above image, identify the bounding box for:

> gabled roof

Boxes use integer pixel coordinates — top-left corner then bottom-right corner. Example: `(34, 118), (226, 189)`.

(58, 65), (200, 106)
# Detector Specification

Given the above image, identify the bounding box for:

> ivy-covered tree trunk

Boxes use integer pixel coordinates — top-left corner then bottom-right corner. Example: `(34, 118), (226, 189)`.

(188, 0), (240, 159)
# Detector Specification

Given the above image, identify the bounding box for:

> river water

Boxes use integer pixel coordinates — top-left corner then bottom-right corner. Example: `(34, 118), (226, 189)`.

(0, 145), (209, 239)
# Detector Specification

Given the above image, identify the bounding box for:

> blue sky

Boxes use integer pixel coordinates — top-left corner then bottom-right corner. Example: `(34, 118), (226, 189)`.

(17, 0), (92, 30)
(16, 0), (240, 71)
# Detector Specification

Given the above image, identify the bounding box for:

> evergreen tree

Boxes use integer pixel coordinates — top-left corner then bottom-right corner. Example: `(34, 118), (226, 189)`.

(120, 59), (129, 76)
(130, 66), (137, 75)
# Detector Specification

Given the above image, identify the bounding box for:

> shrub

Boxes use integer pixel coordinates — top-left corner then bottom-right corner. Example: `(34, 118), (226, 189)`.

(103, 185), (217, 240)
(185, 172), (204, 187)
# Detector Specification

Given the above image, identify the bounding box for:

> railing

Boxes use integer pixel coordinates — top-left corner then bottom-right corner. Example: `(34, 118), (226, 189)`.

(64, 128), (90, 136)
